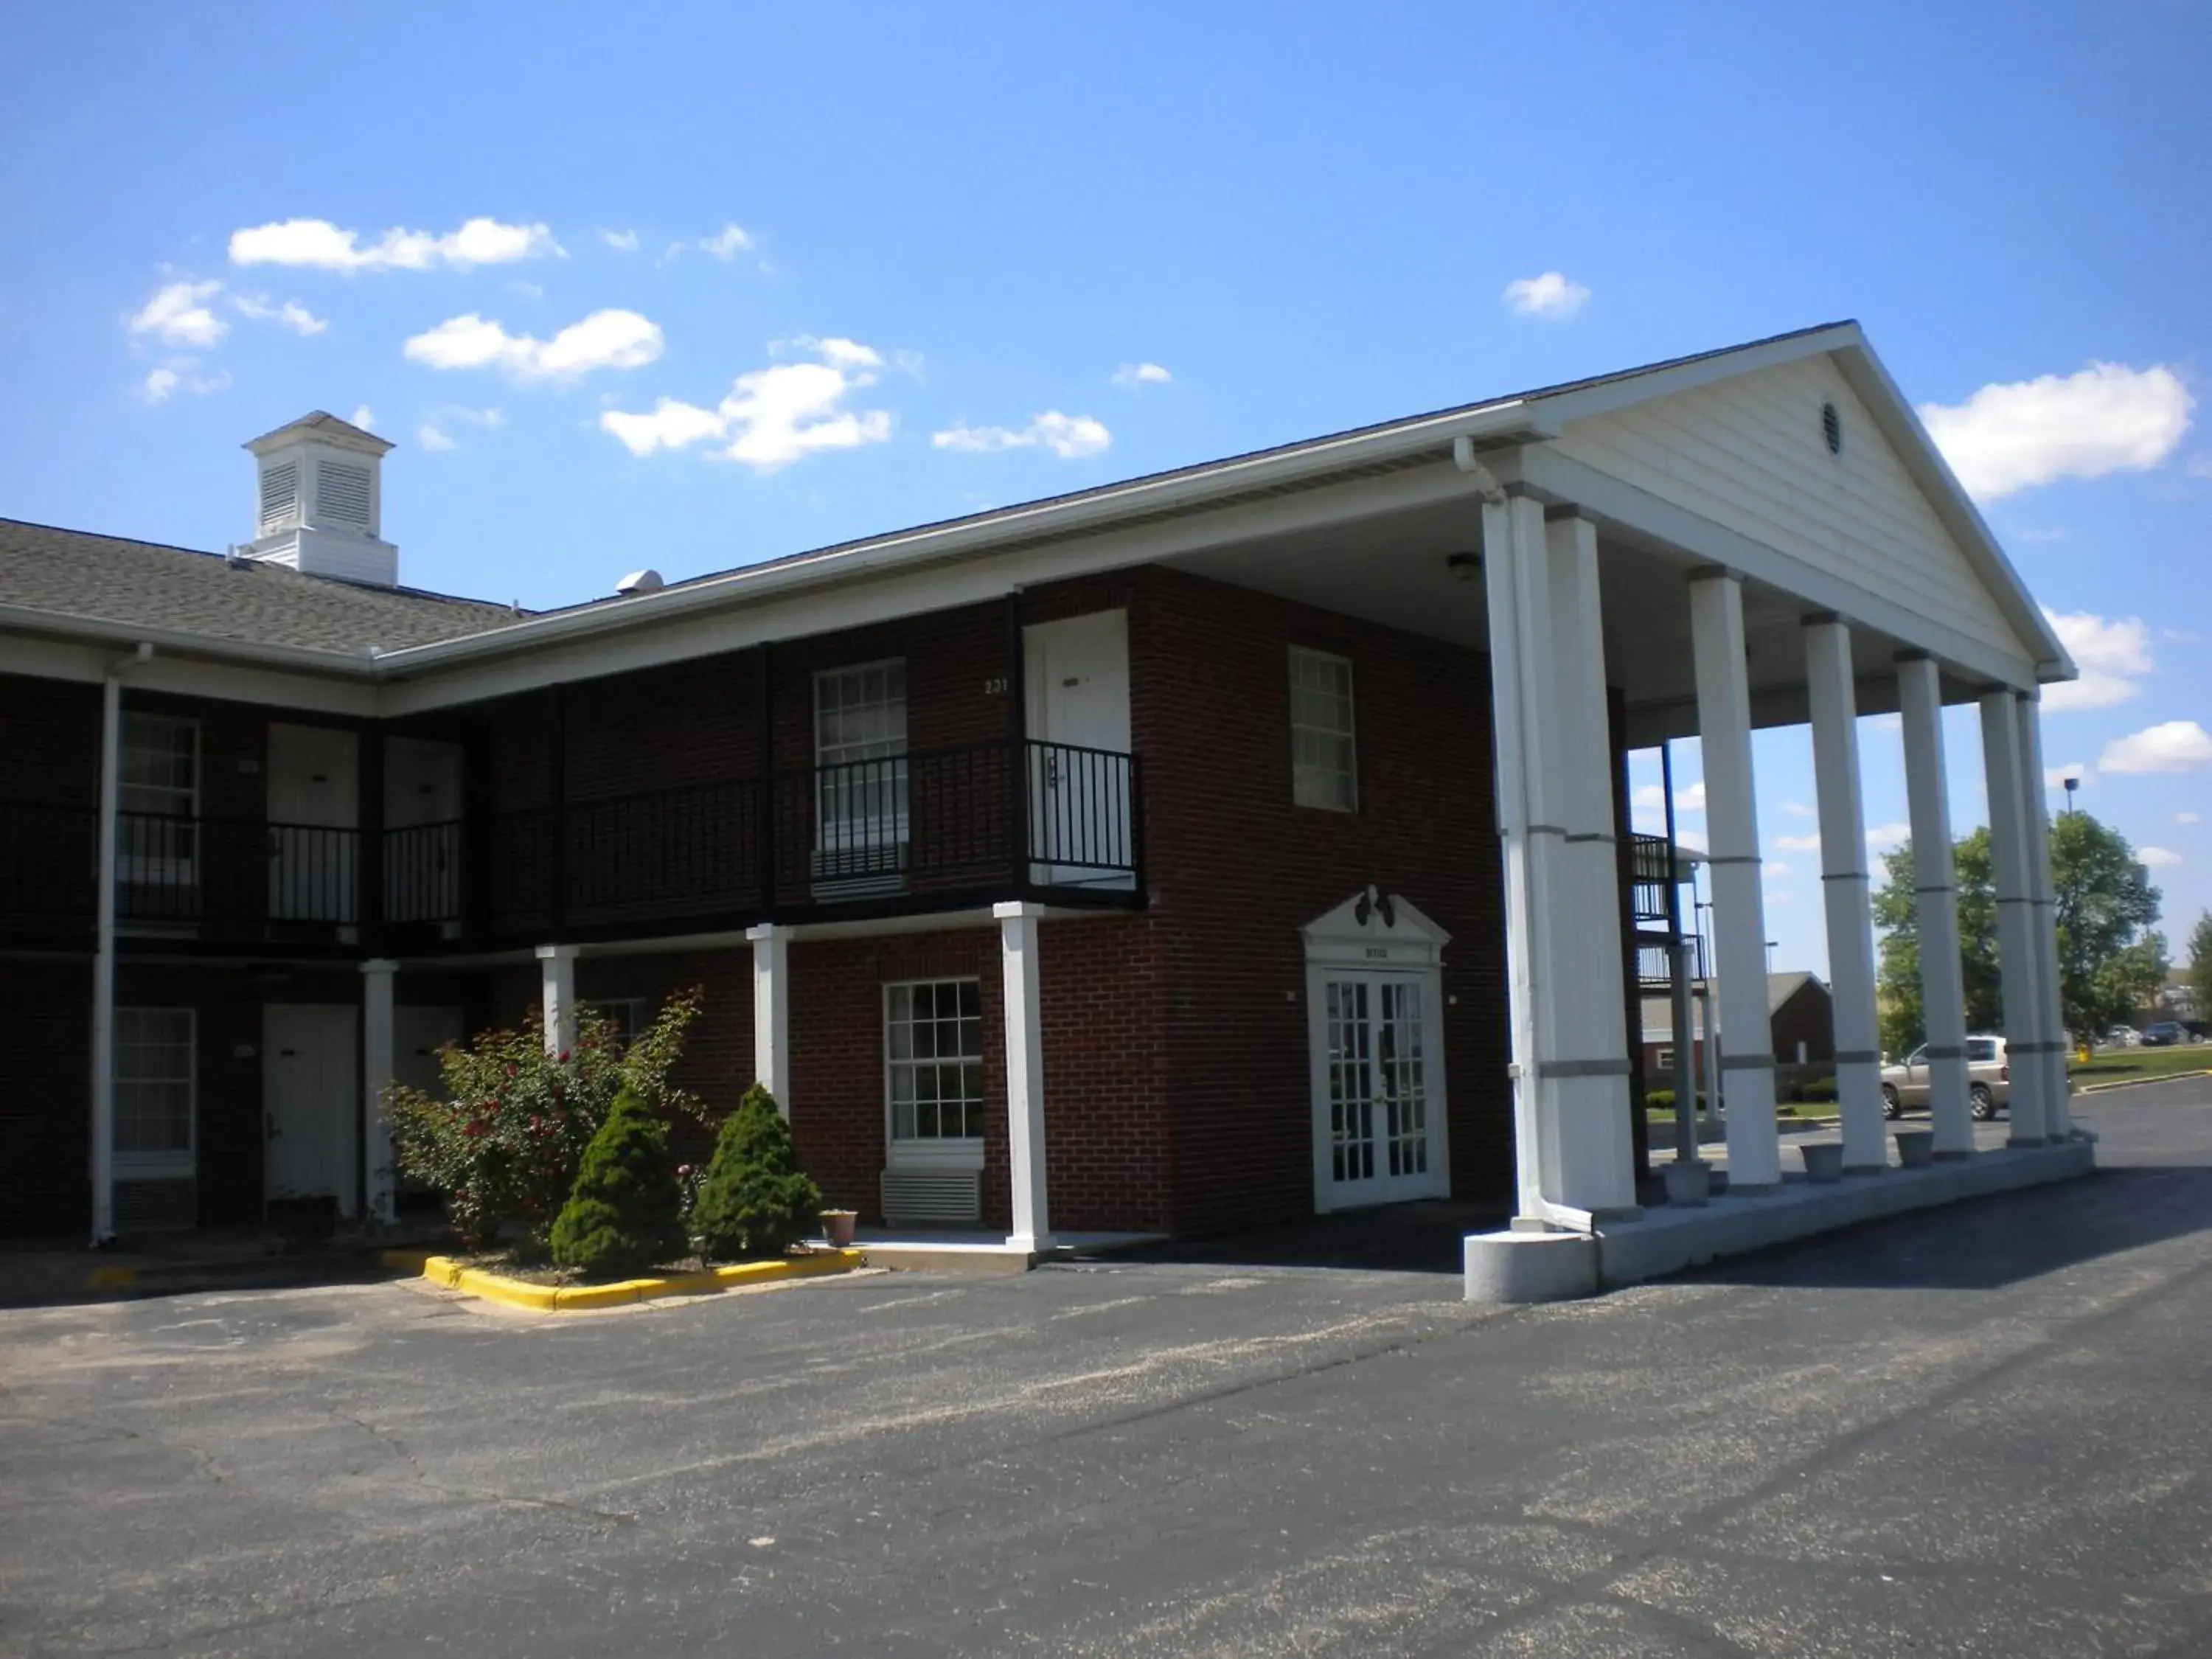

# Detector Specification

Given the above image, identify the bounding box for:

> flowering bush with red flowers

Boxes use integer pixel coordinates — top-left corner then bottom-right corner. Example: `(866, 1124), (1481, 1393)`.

(386, 989), (706, 1256)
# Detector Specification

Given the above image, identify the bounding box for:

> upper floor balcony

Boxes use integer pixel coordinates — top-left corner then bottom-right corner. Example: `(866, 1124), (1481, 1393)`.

(0, 737), (1141, 955)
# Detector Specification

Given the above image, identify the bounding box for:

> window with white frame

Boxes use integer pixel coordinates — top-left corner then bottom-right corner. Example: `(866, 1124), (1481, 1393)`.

(115, 1007), (195, 1172)
(885, 979), (984, 1143)
(118, 712), (198, 883)
(1289, 647), (1357, 811)
(584, 998), (650, 1050)
(815, 660), (908, 871)
(1655, 1047), (1675, 1074)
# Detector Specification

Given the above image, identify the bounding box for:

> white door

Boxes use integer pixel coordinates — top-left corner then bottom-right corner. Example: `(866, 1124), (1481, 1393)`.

(384, 738), (465, 927)
(265, 1003), (358, 1211)
(267, 724), (359, 923)
(1023, 610), (1133, 886)
(1311, 971), (1445, 1211)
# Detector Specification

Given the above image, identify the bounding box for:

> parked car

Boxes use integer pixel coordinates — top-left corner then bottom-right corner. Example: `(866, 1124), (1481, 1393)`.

(2105, 1026), (2141, 1048)
(1881, 1034), (2011, 1121)
(2140, 1021), (2187, 1047)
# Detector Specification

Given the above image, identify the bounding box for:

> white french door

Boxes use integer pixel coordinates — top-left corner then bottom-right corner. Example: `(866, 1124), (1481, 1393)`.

(1311, 970), (1445, 1210)
(1023, 609), (1133, 888)
(267, 723), (358, 924)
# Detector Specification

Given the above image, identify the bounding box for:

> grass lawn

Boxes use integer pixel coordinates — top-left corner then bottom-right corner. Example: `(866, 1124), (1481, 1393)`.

(2070, 1046), (2212, 1085)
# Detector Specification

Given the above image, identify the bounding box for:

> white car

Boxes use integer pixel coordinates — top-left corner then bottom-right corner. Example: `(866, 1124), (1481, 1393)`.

(1881, 1034), (2011, 1121)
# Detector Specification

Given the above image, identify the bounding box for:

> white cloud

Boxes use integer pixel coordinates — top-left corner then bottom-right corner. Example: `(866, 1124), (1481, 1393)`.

(1781, 801), (1816, 818)
(1764, 860), (1791, 877)
(2100, 720), (2212, 775)
(1773, 832), (1823, 854)
(417, 422), (456, 451)
(128, 280), (227, 348)
(2178, 811), (2201, 825)
(1919, 361), (2194, 501)
(2045, 760), (2088, 790)
(414, 406), (502, 451)
(775, 335), (882, 372)
(1865, 821), (1912, 853)
(933, 411), (1112, 459)
(229, 216), (562, 271)
(403, 309), (662, 380)
(1632, 784), (1665, 811)
(1502, 271), (1590, 320)
(696, 223), (755, 262)
(139, 361), (229, 403)
(1674, 781), (1705, 813)
(2041, 608), (2152, 711)
(1869, 713), (1904, 733)
(598, 337), (894, 470)
(1674, 827), (1708, 854)
(232, 293), (328, 335)
(600, 229), (641, 254)
(2140, 846), (2183, 868)
(1111, 362), (1172, 389)
(350, 404), (375, 430)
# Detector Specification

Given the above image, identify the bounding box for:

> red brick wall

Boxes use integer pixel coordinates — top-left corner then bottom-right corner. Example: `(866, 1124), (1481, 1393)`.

(0, 672), (99, 805)
(1113, 566), (1512, 1229)
(0, 960), (91, 1236)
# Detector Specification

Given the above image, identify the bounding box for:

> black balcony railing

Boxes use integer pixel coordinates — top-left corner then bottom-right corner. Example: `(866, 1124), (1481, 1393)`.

(0, 740), (1143, 951)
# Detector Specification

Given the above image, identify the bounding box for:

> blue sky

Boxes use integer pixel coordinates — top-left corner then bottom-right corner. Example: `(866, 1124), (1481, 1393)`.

(1, 2), (2207, 978)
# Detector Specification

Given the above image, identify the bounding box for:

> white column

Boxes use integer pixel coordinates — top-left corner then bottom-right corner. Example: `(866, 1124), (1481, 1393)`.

(2015, 694), (2073, 1138)
(1687, 570), (1781, 1191)
(1980, 692), (2051, 1144)
(1897, 655), (1975, 1157)
(1481, 497), (1635, 1224)
(89, 672), (122, 1245)
(994, 901), (1051, 1251)
(1540, 512), (1637, 1211)
(536, 944), (579, 1058)
(1803, 618), (1887, 1172)
(745, 922), (792, 1113)
(361, 959), (398, 1222)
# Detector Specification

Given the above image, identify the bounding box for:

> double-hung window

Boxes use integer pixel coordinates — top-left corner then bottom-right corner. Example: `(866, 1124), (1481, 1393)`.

(118, 712), (198, 888)
(1289, 647), (1357, 811)
(114, 1007), (195, 1175)
(814, 661), (908, 880)
(885, 980), (984, 1148)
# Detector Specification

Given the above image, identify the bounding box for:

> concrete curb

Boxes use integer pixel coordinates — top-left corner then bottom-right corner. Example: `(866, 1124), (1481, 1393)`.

(420, 1248), (867, 1312)
(2074, 1068), (2212, 1096)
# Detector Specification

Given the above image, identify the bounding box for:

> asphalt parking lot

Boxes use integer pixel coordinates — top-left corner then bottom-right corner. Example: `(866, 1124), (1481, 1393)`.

(6, 1079), (2212, 1658)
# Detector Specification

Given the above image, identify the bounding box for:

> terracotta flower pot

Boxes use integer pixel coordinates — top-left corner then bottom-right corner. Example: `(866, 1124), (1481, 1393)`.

(820, 1208), (858, 1249)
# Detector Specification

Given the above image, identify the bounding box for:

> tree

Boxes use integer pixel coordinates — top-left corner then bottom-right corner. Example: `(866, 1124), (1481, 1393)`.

(2190, 913), (2212, 1029)
(386, 989), (704, 1253)
(2050, 810), (2163, 1036)
(691, 1084), (823, 1261)
(1871, 808), (2162, 1051)
(549, 1087), (689, 1277)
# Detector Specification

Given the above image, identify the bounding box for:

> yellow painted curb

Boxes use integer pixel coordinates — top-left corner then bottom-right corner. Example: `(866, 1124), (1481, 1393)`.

(420, 1248), (866, 1312)
(85, 1265), (139, 1289)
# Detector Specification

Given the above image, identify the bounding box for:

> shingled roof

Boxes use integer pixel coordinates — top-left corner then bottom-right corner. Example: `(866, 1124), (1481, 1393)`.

(0, 518), (520, 654)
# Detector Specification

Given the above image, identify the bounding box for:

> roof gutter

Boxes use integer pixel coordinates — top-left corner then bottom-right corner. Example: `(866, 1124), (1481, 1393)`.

(369, 400), (1554, 676)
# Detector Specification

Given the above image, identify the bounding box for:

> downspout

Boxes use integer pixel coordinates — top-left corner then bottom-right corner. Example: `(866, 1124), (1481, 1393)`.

(91, 642), (152, 1246)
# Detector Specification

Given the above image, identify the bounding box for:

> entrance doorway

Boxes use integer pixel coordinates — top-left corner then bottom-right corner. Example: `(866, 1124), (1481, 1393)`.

(1023, 609), (1133, 887)
(267, 723), (359, 926)
(264, 1003), (358, 1214)
(1303, 891), (1451, 1212)
(384, 737), (465, 931)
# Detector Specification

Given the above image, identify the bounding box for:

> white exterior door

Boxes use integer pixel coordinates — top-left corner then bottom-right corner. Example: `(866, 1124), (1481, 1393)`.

(1023, 609), (1133, 886)
(267, 723), (358, 923)
(1303, 891), (1452, 1213)
(384, 737), (465, 926)
(264, 1003), (358, 1211)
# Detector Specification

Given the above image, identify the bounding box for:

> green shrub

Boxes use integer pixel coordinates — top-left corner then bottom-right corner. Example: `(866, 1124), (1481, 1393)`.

(1799, 1076), (1838, 1102)
(386, 989), (704, 1253)
(549, 1087), (688, 1277)
(692, 1084), (823, 1261)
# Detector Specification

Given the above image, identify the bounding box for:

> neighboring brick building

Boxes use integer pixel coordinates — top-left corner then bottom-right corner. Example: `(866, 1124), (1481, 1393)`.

(0, 326), (2084, 1268)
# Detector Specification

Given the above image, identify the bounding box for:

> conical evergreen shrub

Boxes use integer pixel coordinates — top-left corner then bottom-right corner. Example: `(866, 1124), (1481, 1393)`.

(692, 1084), (823, 1261)
(549, 1085), (687, 1276)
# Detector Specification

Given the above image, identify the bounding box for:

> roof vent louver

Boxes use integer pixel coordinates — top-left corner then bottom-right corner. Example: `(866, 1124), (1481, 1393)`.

(616, 568), (664, 597)
(257, 462), (299, 534)
(318, 460), (373, 526)
(1820, 401), (1843, 456)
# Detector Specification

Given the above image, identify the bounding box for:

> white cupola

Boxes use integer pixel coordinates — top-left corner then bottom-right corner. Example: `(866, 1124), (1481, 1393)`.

(241, 411), (400, 587)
